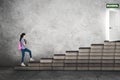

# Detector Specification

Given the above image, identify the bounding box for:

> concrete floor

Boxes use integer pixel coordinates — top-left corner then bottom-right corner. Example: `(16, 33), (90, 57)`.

(0, 67), (120, 80)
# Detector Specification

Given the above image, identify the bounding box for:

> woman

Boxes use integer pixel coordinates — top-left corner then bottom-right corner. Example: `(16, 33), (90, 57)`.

(19, 33), (34, 66)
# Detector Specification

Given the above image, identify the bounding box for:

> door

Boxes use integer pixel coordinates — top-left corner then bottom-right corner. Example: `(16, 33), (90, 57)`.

(109, 10), (120, 41)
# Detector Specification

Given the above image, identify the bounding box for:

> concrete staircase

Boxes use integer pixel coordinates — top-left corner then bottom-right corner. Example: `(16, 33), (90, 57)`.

(15, 40), (120, 71)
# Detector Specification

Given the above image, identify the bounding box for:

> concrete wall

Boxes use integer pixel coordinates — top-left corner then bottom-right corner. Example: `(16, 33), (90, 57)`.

(0, 0), (120, 66)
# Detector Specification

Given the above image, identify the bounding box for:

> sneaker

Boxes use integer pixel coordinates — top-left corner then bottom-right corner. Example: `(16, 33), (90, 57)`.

(21, 63), (26, 67)
(30, 58), (34, 61)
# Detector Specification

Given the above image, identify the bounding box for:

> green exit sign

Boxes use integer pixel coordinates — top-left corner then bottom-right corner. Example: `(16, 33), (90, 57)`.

(106, 4), (119, 8)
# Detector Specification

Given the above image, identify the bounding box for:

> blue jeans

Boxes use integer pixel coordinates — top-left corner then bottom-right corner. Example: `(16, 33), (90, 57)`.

(21, 48), (32, 62)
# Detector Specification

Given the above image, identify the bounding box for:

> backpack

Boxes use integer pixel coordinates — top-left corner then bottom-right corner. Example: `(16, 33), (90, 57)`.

(18, 41), (22, 50)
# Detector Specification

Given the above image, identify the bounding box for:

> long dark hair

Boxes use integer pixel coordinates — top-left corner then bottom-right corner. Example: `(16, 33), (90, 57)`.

(19, 33), (27, 44)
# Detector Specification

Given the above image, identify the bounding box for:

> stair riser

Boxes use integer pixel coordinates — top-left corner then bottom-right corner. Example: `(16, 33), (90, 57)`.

(78, 56), (89, 59)
(64, 67), (76, 70)
(89, 67), (101, 70)
(15, 67), (40, 70)
(104, 42), (116, 46)
(102, 67), (114, 70)
(53, 56), (65, 59)
(53, 67), (64, 70)
(52, 63), (64, 67)
(78, 53), (89, 55)
(103, 53), (114, 55)
(53, 60), (64, 63)
(104, 45), (115, 49)
(115, 49), (120, 52)
(77, 60), (88, 63)
(28, 64), (39, 67)
(65, 56), (77, 59)
(65, 53), (78, 56)
(40, 67), (52, 70)
(115, 53), (120, 55)
(115, 60), (120, 63)
(116, 46), (120, 49)
(90, 53), (102, 55)
(115, 57), (120, 59)
(89, 60), (101, 63)
(79, 49), (90, 53)
(90, 57), (102, 59)
(116, 42), (120, 46)
(91, 46), (103, 49)
(65, 60), (77, 63)
(77, 67), (88, 70)
(40, 60), (52, 63)
(77, 64), (88, 67)
(91, 49), (103, 53)
(103, 50), (115, 53)
(40, 64), (52, 67)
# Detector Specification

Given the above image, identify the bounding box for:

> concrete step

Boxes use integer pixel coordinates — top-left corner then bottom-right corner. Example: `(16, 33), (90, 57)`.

(90, 57), (101, 59)
(90, 49), (103, 53)
(102, 67), (114, 70)
(90, 55), (102, 59)
(90, 52), (102, 55)
(104, 45), (115, 49)
(90, 55), (102, 57)
(64, 51), (78, 61)
(39, 67), (52, 70)
(89, 59), (101, 63)
(65, 59), (77, 63)
(40, 63), (52, 67)
(77, 63), (88, 67)
(114, 67), (120, 70)
(28, 61), (40, 67)
(40, 58), (53, 63)
(66, 51), (79, 54)
(89, 67), (101, 70)
(102, 55), (114, 57)
(65, 55), (77, 59)
(103, 52), (114, 55)
(53, 59), (64, 63)
(104, 41), (116, 46)
(103, 49), (115, 53)
(102, 55), (114, 59)
(78, 52), (89, 56)
(65, 52), (78, 56)
(53, 54), (65, 59)
(115, 56), (120, 59)
(115, 49), (120, 52)
(79, 47), (90, 53)
(91, 44), (104, 49)
(115, 53), (120, 55)
(78, 55), (89, 59)
(64, 67), (77, 70)
(115, 59), (120, 63)
(52, 63), (64, 67)
(52, 67), (64, 70)
(89, 63), (101, 67)
(114, 40), (120, 42)
(77, 59), (89, 63)
(102, 63), (114, 67)
(114, 63), (120, 67)
(102, 59), (114, 63)
(64, 63), (77, 67)
(77, 67), (88, 70)
(116, 46), (120, 49)
(15, 66), (40, 71)
(116, 41), (120, 46)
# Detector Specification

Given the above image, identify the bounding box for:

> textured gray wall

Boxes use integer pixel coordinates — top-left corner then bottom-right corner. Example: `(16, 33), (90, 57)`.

(0, 0), (120, 66)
